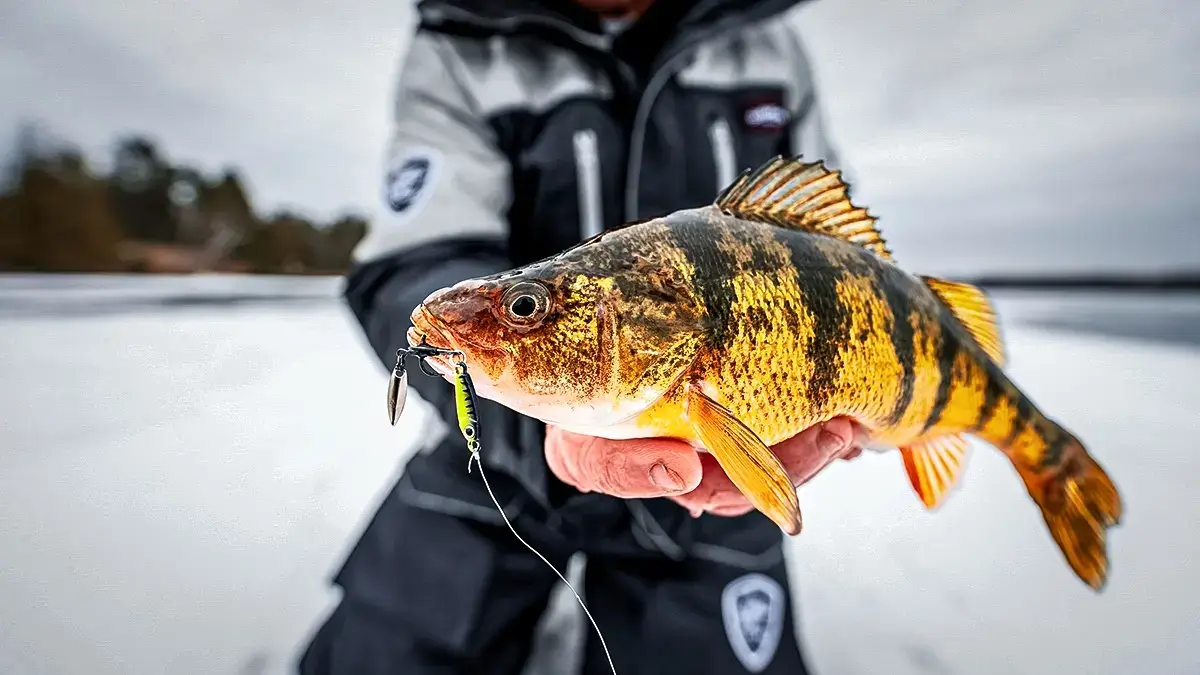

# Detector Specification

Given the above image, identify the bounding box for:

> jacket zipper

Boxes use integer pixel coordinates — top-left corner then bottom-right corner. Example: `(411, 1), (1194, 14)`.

(418, 3), (770, 222)
(708, 117), (737, 195)
(623, 21), (738, 221)
(573, 128), (604, 240)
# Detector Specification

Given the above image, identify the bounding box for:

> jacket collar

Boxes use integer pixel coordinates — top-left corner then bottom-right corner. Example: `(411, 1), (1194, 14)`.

(415, 0), (814, 52)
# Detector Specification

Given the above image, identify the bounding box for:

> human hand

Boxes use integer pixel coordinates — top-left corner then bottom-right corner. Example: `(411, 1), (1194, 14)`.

(543, 417), (869, 517)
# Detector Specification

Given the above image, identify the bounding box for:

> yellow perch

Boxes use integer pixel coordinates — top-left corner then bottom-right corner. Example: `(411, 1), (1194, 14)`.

(407, 155), (1123, 591)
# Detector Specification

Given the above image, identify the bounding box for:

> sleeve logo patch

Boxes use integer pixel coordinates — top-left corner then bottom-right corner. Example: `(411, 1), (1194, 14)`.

(384, 147), (443, 217)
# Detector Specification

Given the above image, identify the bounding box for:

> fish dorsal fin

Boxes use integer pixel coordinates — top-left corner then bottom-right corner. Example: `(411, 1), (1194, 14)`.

(714, 155), (893, 261)
(920, 276), (1007, 366)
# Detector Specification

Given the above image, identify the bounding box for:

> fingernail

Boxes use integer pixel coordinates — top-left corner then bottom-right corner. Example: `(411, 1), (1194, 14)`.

(853, 426), (871, 448)
(650, 463), (685, 492)
(710, 503), (754, 517)
(818, 429), (846, 455)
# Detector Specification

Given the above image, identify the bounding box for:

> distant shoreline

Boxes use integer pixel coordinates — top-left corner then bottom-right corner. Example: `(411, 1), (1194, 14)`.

(1, 270), (1199, 293)
(963, 273), (1200, 292)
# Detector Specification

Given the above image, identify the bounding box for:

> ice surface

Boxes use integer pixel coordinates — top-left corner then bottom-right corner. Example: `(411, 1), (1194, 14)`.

(0, 275), (1197, 675)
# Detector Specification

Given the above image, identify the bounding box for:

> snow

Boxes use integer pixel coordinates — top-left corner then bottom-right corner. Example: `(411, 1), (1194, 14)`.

(0, 274), (1197, 675)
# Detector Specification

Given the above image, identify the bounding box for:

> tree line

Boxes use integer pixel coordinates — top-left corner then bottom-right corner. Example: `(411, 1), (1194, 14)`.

(0, 123), (367, 275)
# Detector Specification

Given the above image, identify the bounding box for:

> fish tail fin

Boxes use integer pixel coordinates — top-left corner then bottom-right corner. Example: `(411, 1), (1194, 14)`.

(1011, 426), (1123, 592)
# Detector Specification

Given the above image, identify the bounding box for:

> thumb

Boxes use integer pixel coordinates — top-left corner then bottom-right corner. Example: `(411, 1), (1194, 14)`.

(547, 428), (703, 499)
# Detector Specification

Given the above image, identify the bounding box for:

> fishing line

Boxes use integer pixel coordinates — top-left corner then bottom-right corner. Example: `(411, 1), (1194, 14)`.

(466, 451), (617, 675)
(389, 344), (618, 675)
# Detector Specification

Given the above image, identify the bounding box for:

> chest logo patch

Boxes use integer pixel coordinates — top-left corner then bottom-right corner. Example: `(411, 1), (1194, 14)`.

(743, 102), (790, 131)
(721, 572), (786, 672)
(385, 147), (442, 218)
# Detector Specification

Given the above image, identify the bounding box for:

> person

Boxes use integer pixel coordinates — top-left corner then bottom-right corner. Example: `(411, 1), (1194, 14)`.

(298, 0), (868, 673)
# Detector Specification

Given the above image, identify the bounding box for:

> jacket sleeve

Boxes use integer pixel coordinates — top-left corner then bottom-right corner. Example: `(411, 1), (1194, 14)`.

(343, 29), (519, 453)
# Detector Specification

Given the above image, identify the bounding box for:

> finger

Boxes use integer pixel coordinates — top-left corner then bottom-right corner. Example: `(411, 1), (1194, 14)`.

(672, 417), (870, 515)
(544, 427), (589, 492)
(708, 502), (755, 517)
(847, 420), (871, 452)
(569, 435), (703, 498)
(670, 420), (848, 515)
(777, 417), (866, 486)
(544, 425), (590, 487)
(668, 453), (748, 515)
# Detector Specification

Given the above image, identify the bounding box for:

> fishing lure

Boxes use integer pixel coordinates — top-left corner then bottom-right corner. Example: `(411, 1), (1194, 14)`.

(451, 360), (482, 455)
(387, 337), (463, 426)
(386, 338), (617, 675)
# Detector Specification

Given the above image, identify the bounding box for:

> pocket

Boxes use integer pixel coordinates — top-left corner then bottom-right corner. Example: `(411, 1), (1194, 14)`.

(334, 479), (498, 653)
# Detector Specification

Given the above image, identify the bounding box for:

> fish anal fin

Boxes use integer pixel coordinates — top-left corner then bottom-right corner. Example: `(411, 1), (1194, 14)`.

(713, 155), (894, 261)
(684, 383), (802, 534)
(899, 434), (971, 510)
(921, 276), (1007, 366)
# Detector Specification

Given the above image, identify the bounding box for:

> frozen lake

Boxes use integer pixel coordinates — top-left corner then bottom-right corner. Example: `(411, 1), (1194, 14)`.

(0, 274), (1197, 675)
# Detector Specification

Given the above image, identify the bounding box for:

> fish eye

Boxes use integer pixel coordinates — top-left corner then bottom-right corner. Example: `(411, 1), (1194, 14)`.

(511, 296), (536, 317)
(499, 281), (551, 326)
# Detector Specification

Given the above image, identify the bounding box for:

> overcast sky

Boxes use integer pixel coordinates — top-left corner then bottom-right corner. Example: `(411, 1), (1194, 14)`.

(1, 0), (1197, 276)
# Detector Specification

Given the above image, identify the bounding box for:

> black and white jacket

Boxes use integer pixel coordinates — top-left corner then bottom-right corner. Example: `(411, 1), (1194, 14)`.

(342, 0), (843, 558)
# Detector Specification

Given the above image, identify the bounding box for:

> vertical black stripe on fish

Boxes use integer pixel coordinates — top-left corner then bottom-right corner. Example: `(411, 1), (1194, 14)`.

(775, 229), (851, 415)
(667, 220), (739, 346)
(1042, 424), (1068, 468)
(971, 373), (1004, 433)
(743, 230), (781, 274)
(921, 306), (960, 434)
(1005, 390), (1034, 447)
(735, 227), (802, 328)
(875, 265), (917, 426)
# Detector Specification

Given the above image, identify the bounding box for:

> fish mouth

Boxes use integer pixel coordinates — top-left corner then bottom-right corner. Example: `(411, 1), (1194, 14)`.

(408, 299), (514, 383)
(407, 306), (460, 378)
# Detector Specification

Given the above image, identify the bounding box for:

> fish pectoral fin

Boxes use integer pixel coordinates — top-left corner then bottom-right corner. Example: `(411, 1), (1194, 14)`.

(684, 384), (802, 535)
(899, 433), (971, 510)
(712, 155), (893, 262)
(920, 276), (1006, 366)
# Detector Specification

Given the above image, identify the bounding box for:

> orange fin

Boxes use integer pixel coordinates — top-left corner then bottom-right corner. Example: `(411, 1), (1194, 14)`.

(684, 384), (802, 535)
(920, 276), (1006, 366)
(900, 434), (971, 509)
(1015, 434), (1123, 592)
(713, 155), (893, 261)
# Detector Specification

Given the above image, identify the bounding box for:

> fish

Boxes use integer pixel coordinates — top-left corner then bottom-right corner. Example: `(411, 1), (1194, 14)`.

(406, 155), (1123, 591)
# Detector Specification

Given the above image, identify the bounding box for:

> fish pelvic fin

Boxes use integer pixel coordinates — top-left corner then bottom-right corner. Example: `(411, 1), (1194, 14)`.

(683, 383), (802, 535)
(1015, 431), (1123, 592)
(899, 433), (971, 510)
(713, 155), (893, 262)
(921, 276), (1007, 366)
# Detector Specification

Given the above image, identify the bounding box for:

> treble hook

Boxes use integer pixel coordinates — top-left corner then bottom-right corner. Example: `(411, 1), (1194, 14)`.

(386, 334), (467, 426)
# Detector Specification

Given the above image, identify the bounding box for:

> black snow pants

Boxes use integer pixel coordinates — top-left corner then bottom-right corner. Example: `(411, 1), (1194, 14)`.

(296, 437), (816, 675)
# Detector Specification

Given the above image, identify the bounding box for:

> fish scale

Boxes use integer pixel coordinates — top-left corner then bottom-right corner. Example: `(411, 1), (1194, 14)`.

(407, 155), (1124, 592)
